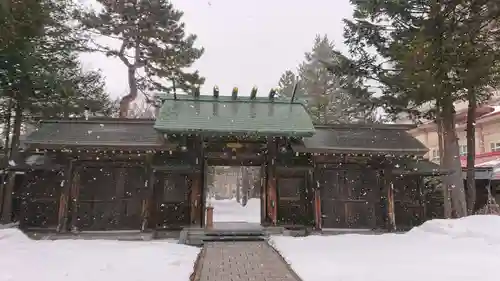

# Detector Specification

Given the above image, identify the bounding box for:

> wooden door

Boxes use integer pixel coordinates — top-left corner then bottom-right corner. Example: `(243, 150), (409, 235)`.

(75, 166), (145, 231)
(151, 172), (190, 229)
(393, 175), (424, 229)
(320, 169), (379, 229)
(20, 171), (62, 228)
(276, 175), (308, 225)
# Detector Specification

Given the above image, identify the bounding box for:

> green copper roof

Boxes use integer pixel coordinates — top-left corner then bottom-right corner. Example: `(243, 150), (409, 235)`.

(154, 94), (315, 137)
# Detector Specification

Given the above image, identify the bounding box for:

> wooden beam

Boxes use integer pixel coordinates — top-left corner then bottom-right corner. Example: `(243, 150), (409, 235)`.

(57, 159), (75, 232)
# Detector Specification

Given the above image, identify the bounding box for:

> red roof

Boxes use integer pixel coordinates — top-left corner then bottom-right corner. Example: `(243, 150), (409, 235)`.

(460, 151), (500, 167)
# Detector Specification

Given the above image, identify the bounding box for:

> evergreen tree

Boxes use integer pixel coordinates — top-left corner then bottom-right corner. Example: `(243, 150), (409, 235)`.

(78, 0), (205, 117)
(276, 70), (299, 99)
(298, 35), (364, 124)
(0, 0), (115, 150)
(1, 0), (115, 222)
(451, 0), (500, 213)
(343, 0), (467, 216)
(342, 0), (500, 217)
(28, 64), (116, 119)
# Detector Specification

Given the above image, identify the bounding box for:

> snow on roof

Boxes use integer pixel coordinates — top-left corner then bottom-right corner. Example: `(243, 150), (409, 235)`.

(476, 159), (500, 173)
(479, 105), (500, 119)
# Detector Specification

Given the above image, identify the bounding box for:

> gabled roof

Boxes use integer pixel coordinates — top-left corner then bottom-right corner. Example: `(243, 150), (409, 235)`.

(292, 124), (428, 156)
(154, 94), (315, 137)
(24, 118), (167, 149)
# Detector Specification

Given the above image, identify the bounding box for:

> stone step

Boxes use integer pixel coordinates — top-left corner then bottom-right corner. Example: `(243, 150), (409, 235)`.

(203, 231), (264, 237)
(202, 235), (266, 242)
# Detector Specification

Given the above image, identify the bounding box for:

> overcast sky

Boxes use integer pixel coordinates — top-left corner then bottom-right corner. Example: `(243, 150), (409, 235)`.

(79, 0), (353, 98)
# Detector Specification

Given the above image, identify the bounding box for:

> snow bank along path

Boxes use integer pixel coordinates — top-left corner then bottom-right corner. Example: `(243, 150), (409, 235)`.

(0, 227), (200, 281)
(271, 215), (500, 281)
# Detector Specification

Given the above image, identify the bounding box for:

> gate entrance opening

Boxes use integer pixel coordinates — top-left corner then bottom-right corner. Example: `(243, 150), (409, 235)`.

(205, 166), (262, 224)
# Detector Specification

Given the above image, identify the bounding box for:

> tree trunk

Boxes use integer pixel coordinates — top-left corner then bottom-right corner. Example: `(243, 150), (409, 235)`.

(436, 112), (452, 218)
(441, 98), (467, 218)
(466, 88), (477, 214)
(119, 67), (138, 118)
(1, 99), (22, 222)
(241, 168), (249, 206)
(236, 167), (241, 203)
(0, 98), (13, 215)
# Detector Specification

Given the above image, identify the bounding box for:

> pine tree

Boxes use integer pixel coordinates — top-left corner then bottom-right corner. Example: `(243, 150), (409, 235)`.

(276, 70), (299, 99)
(1, 0), (107, 222)
(451, 0), (500, 213)
(342, 0), (500, 217)
(28, 64), (116, 119)
(298, 35), (361, 124)
(0, 0), (116, 151)
(78, 0), (205, 117)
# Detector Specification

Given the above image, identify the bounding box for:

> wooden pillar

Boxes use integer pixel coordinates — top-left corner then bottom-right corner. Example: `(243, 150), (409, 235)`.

(18, 171), (34, 228)
(417, 176), (426, 223)
(110, 167), (126, 226)
(57, 159), (75, 232)
(260, 162), (267, 224)
(190, 174), (202, 226)
(205, 206), (214, 228)
(312, 168), (322, 230)
(266, 137), (278, 225)
(141, 155), (154, 232)
(189, 136), (204, 227)
(384, 170), (396, 231)
(148, 170), (159, 229)
(69, 166), (81, 232)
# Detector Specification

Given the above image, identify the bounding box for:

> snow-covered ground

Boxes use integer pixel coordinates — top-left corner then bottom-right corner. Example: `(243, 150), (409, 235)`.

(211, 198), (261, 223)
(271, 215), (500, 281)
(0, 227), (200, 281)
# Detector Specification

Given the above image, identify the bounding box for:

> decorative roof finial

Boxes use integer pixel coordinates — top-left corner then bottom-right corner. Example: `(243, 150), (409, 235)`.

(193, 86), (200, 98)
(232, 87), (238, 99)
(213, 86), (219, 98)
(250, 87), (258, 100)
(269, 88), (276, 100)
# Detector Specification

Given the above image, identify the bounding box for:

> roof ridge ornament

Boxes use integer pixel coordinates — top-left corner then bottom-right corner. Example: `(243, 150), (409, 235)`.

(250, 87), (257, 100)
(213, 86), (219, 98)
(269, 88), (276, 100)
(232, 87), (238, 100)
(193, 86), (201, 98)
(290, 77), (299, 103)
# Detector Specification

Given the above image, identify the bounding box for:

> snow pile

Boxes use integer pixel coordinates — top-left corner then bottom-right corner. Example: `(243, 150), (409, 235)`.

(212, 198), (261, 223)
(0, 228), (200, 281)
(271, 215), (500, 281)
(408, 215), (500, 243)
(0, 227), (31, 242)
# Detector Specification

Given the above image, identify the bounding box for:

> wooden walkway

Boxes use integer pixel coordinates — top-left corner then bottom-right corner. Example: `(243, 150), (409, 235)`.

(195, 241), (301, 281)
